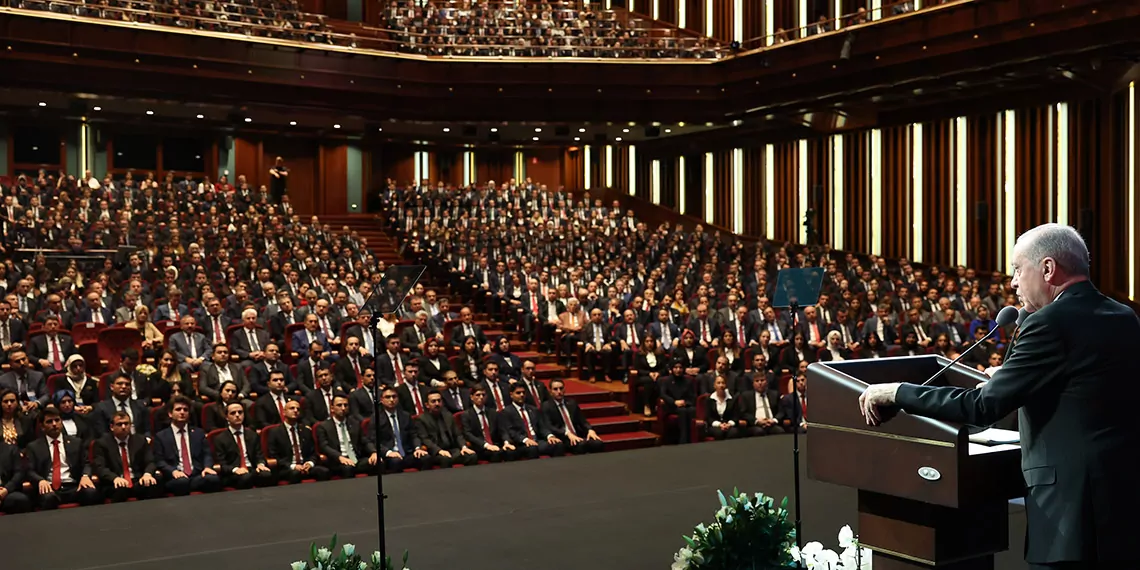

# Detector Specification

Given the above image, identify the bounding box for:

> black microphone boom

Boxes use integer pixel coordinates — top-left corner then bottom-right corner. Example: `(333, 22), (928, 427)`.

(920, 305), (1019, 387)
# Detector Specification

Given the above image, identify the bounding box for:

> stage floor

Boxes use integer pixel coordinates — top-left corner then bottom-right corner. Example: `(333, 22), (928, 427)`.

(0, 436), (1028, 570)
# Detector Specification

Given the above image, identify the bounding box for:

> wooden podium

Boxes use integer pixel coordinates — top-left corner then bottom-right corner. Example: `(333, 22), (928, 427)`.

(806, 356), (1024, 570)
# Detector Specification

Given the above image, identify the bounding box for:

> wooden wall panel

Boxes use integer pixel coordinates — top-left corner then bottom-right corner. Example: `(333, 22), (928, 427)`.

(743, 0), (766, 43)
(562, 147), (584, 192)
(682, 153), (702, 218)
(684, 0), (705, 35)
(376, 144), (415, 187)
(262, 138), (317, 215)
(320, 143), (348, 214)
(1016, 106), (1055, 235)
(880, 125), (910, 260)
(773, 141), (798, 242)
(658, 0), (679, 25)
(476, 149), (512, 186)
(741, 146), (763, 236)
(966, 114), (999, 274)
(232, 136), (261, 190)
(920, 119), (954, 266)
(711, 0), (734, 42)
(807, 138), (828, 246)
(841, 131), (870, 254)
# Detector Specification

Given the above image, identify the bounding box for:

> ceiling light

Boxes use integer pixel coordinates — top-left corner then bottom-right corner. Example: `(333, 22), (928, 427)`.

(196, 114), (204, 119)
(535, 128), (542, 133)
(145, 110), (154, 115)
(244, 117), (252, 123)
(677, 122), (685, 127)
(616, 137), (623, 142)
(490, 127), (498, 133)
(443, 127), (450, 133)
(289, 121), (297, 126)
(37, 102), (46, 107)
(92, 106), (101, 111)
(665, 129), (672, 133)
(532, 137), (539, 141)
(574, 137), (580, 141)
(622, 128), (629, 133)
(578, 128), (586, 133)
(194, 155), (201, 159)
(333, 124), (341, 129)
(377, 127), (383, 132)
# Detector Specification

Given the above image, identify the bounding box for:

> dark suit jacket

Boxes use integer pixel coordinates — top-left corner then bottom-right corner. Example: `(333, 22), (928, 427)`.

(440, 387), (470, 414)
(333, 354), (371, 393)
(703, 393), (741, 427)
(396, 382), (430, 415)
(91, 398), (151, 437)
(736, 389), (781, 423)
(316, 418), (374, 461)
(28, 333), (75, 369)
(374, 351), (408, 387)
(76, 307), (113, 324)
(213, 428), (267, 472)
(229, 327), (271, 360)
(348, 387), (376, 421)
(291, 329), (332, 360)
(303, 388), (344, 426)
(371, 410), (419, 456)
(540, 398), (592, 438)
(499, 403), (549, 443)
(418, 354), (452, 384)
(0, 440), (23, 493)
(92, 433), (157, 481)
(449, 321), (488, 348)
(249, 360), (296, 396)
(153, 425), (213, 476)
(415, 410), (464, 453)
(461, 406), (505, 447)
(25, 433), (91, 483)
(251, 392), (292, 429)
(200, 314), (233, 345)
(265, 422), (318, 466)
(518, 378), (551, 408)
(894, 281), (1140, 564)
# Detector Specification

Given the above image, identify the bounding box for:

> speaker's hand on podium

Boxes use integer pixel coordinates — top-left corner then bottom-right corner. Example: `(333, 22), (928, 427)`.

(859, 383), (901, 426)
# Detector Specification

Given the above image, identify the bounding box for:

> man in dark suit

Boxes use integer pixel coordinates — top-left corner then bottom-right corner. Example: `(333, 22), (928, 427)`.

(518, 362), (551, 407)
(736, 374), (783, 436)
(373, 386), (428, 473)
(659, 359), (697, 444)
(500, 383), (564, 458)
(76, 291), (113, 324)
(91, 374), (150, 437)
(375, 334), (409, 388)
(0, 349), (48, 413)
(0, 438), (32, 513)
(439, 371), (470, 414)
(396, 361), (429, 416)
(24, 405), (102, 509)
(333, 336), (371, 393)
(859, 223), (1140, 569)
(416, 390), (477, 468)
(291, 313), (331, 360)
(348, 368), (378, 421)
(448, 307), (489, 351)
(92, 411), (162, 502)
(317, 394), (377, 477)
(541, 379), (603, 454)
(152, 396), (222, 495)
(269, 293), (301, 343)
(230, 308), (271, 370)
(170, 316), (211, 373)
(647, 308), (682, 352)
(249, 343), (296, 397)
(28, 315), (75, 375)
(580, 308), (614, 383)
(251, 371), (292, 429)
(303, 368), (343, 426)
(266, 400), (331, 484)
(295, 341), (327, 396)
(213, 402), (275, 489)
(461, 385), (516, 462)
(199, 298), (233, 347)
(779, 375), (808, 434)
(198, 344), (250, 402)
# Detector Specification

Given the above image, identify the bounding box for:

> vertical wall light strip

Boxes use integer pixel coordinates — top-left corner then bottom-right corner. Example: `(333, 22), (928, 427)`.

(413, 151), (423, 185)
(628, 145), (637, 196)
(704, 152), (714, 224)
(764, 0), (774, 46)
(79, 120), (89, 176)
(732, 0), (743, 43)
(583, 146), (592, 191)
(652, 0), (659, 19)
(678, 0), (686, 29)
(732, 148), (744, 234)
(515, 150), (526, 181)
(605, 145), (614, 188)
(870, 129), (883, 255)
(705, 0), (714, 38)
(1129, 82), (1136, 299)
(764, 144), (775, 237)
(678, 156), (687, 214)
(798, 139), (808, 244)
(1056, 103), (1069, 226)
(653, 158), (663, 207)
(834, 0), (843, 30)
(831, 135), (844, 250)
(461, 151), (471, 187)
(955, 117), (969, 266)
(911, 123), (924, 263)
(1003, 110), (1017, 270)
(605, 0), (611, 9)
(1046, 105), (1054, 221)
(870, 0), (882, 21)
(798, 0), (808, 38)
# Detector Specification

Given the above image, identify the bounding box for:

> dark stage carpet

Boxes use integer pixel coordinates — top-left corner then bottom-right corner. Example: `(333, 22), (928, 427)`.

(0, 436), (1029, 570)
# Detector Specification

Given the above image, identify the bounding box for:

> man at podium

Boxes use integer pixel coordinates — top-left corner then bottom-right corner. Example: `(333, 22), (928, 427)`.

(859, 223), (1140, 570)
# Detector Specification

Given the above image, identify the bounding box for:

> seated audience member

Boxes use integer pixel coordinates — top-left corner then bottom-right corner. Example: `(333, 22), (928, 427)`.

(171, 316), (210, 372)
(296, 341), (328, 395)
(266, 400), (331, 484)
(154, 350), (194, 404)
(489, 336), (523, 382)
(375, 334), (410, 388)
(92, 411), (162, 502)
(318, 394), (377, 477)
(461, 385), (515, 462)
(453, 335), (484, 386)
(292, 314), (332, 360)
(152, 382), (204, 433)
(613, 309), (645, 380)
(416, 390), (477, 468)
(153, 396), (222, 496)
(633, 336), (665, 417)
(703, 375), (741, 441)
(213, 402), (275, 489)
(24, 405), (102, 509)
(303, 367), (343, 426)
(203, 380), (247, 432)
(541, 379), (603, 455)
(349, 368), (378, 422)
(737, 374), (783, 436)
(396, 360), (429, 416)
(0, 437), (31, 513)
(373, 387), (428, 473)
(699, 356), (738, 397)
(0, 349), (49, 413)
(249, 343), (295, 397)
(673, 330), (709, 377)
(857, 332), (889, 359)
(61, 354), (99, 413)
(92, 373), (150, 437)
(231, 308), (271, 371)
(819, 330), (852, 361)
(125, 305), (164, 359)
(252, 371), (292, 429)
(779, 376), (809, 434)
(449, 308), (490, 352)
(334, 336), (371, 393)
(0, 388), (34, 447)
(53, 390), (94, 443)
(114, 348), (160, 404)
(29, 315), (74, 375)
(500, 382), (564, 459)
(518, 361), (550, 408)
(417, 339), (451, 387)
(659, 360), (697, 444)
(439, 371), (470, 414)
(580, 309), (614, 383)
(199, 344), (251, 403)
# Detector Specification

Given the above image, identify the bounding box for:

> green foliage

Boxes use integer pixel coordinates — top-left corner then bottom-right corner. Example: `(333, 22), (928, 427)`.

(673, 488), (798, 570)
(290, 536), (411, 570)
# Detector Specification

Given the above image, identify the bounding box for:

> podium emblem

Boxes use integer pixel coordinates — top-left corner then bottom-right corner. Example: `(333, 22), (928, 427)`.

(917, 467), (941, 481)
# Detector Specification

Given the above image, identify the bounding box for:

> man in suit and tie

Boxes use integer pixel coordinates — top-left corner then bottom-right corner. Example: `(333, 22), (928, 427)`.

(580, 308), (614, 383)
(796, 305), (828, 353)
(249, 343), (296, 397)
(92, 411), (162, 502)
(29, 315), (74, 375)
(613, 309), (645, 379)
(334, 336), (371, 393)
(501, 383), (564, 458)
(76, 291), (112, 324)
(0, 349), (48, 413)
(686, 304), (721, 349)
(779, 375), (808, 434)
(344, 311), (378, 358)
(91, 374), (150, 437)
(154, 287), (188, 322)
(230, 308), (271, 370)
(899, 308), (935, 350)
(648, 307), (682, 352)
(24, 405), (102, 509)
(318, 394), (378, 477)
(303, 367), (343, 426)
(269, 293), (300, 343)
(200, 297), (233, 348)
(0, 300), (27, 367)
(0, 438), (32, 513)
(266, 399), (330, 484)
(829, 309), (862, 354)
(448, 307), (490, 352)
(171, 316), (210, 373)
(400, 311), (437, 354)
(736, 374), (783, 436)
(416, 390), (478, 468)
(861, 223), (1140, 570)
(518, 361), (550, 407)
(153, 396), (222, 495)
(349, 368), (378, 421)
(860, 304), (899, 346)
(199, 344), (250, 402)
(439, 371), (470, 414)
(396, 360), (429, 416)
(375, 334), (409, 388)
(461, 385), (516, 462)
(252, 371), (292, 429)
(213, 402), (275, 489)
(292, 313), (332, 361)
(541, 379), (603, 454)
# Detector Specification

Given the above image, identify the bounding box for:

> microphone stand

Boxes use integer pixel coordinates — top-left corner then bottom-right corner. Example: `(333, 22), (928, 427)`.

(368, 313), (388, 566)
(788, 301), (804, 568)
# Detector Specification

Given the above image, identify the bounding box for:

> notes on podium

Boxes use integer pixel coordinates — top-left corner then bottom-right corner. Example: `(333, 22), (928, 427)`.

(967, 428), (1020, 455)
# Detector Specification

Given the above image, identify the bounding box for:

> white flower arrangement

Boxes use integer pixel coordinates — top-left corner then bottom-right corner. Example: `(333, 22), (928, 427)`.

(788, 525), (873, 570)
(289, 536), (411, 570)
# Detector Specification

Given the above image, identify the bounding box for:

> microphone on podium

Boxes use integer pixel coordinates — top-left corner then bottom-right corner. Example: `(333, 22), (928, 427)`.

(920, 305), (1020, 386)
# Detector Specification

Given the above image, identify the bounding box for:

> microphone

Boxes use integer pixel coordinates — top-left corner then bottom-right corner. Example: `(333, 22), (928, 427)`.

(920, 305), (1019, 386)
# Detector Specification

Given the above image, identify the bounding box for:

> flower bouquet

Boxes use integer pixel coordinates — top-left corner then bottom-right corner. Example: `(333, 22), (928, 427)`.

(290, 535), (410, 570)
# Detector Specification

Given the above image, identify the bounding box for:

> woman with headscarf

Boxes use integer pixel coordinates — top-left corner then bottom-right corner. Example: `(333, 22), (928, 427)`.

(489, 336), (522, 382)
(53, 389), (94, 443)
(819, 330), (852, 362)
(62, 354), (99, 414)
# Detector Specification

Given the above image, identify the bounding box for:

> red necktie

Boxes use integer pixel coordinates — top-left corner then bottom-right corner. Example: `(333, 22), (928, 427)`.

(321, 318), (332, 339)
(531, 296), (538, 313)
(119, 441), (133, 487)
(559, 402), (576, 437)
(702, 322), (710, 342)
(326, 391), (334, 412)
(235, 431), (247, 469)
(801, 396), (807, 419)
(520, 407), (534, 438)
(51, 439), (62, 490)
(291, 426), (303, 464)
(352, 357), (361, 384)
(492, 384), (504, 411)
(411, 386), (424, 415)
(629, 326), (637, 346)
(214, 317), (223, 344)
(528, 382), (541, 406)
(394, 357), (405, 385)
(479, 410), (492, 443)
(276, 396), (286, 421)
(51, 337), (62, 370)
(180, 429), (193, 475)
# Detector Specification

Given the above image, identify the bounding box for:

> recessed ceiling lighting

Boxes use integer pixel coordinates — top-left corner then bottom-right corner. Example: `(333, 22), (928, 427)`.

(490, 128), (498, 133)
(616, 137), (623, 142)
(443, 127), (450, 133)
(145, 110), (154, 115)
(289, 121), (297, 126)
(622, 128), (629, 133)
(677, 122), (685, 127)
(92, 106), (101, 111)
(534, 128), (542, 133)
(377, 127), (383, 132)
(244, 117), (252, 123)
(195, 155), (201, 159)
(196, 114), (204, 119)
(37, 102), (46, 107)
(578, 128), (586, 133)
(665, 129), (672, 133)
(574, 137), (580, 141)
(532, 137), (539, 141)
(333, 124), (341, 129)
